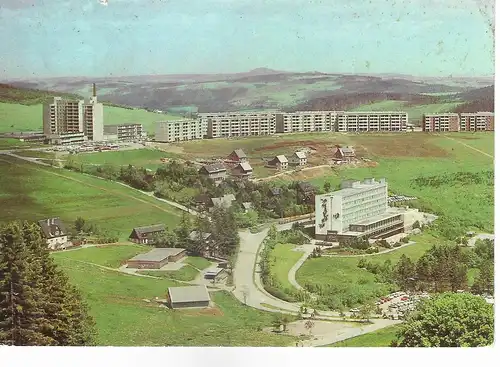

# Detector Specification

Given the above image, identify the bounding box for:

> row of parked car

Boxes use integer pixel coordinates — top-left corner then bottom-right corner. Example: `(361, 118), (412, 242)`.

(388, 195), (417, 203)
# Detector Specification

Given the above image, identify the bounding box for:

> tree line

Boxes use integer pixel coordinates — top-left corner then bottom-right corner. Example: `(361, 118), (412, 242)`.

(0, 221), (95, 346)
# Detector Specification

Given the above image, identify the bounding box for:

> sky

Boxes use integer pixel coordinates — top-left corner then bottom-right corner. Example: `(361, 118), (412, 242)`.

(0, 0), (495, 78)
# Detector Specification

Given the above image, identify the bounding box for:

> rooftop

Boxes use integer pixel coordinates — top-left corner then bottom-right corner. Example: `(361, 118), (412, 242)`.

(320, 178), (386, 198)
(128, 248), (185, 262)
(38, 218), (68, 239)
(188, 231), (212, 241)
(237, 162), (253, 172)
(132, 224), (165, 236)
(232, 149), (247, 159)
(168, 285), (210, 303)
(200, 163), (226, 173)
(275, 155), (288, 163)
(211, 194), (236, 208)
(351, 212), (402, 226)
(294, 151), (307, 159)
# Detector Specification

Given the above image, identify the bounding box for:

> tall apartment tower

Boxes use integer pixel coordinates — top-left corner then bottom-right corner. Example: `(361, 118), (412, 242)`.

(43, 97), (83, 136)
(83, 83), (104, 141)
(42, 83), (104, 142)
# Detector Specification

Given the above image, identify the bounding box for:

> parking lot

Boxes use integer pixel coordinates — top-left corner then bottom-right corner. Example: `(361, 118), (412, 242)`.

(376, 291), (430, 320)
(388, 195), (417, 204)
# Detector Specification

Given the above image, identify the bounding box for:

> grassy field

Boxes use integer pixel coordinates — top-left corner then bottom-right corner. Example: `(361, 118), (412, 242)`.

(0, 155), (183, 239)
(0, 138), (35, 150)
(326, 325), (400, 347)
(67, 148), (181, 170)
(139, 266), (200, 282)
(184, 256), (212, 270)
(0, 101), (182, 134)
(13, 149), (56, 159)
(53, 244), (150, 268)
(270, 243), (304, 290)
(53, 257), (295, 346)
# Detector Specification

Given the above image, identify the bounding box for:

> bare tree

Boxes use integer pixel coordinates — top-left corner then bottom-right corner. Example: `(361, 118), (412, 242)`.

(242, 286), (249, 305)
(304, 320), (315, 336)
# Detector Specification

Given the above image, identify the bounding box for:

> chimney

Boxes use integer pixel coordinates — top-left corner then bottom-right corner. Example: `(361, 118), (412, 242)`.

(92, 83), (96, 97)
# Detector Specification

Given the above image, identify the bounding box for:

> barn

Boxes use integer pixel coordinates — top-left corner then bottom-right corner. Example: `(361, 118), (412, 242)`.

(126, 248), (186, 269)
(168, 285), (211, 309)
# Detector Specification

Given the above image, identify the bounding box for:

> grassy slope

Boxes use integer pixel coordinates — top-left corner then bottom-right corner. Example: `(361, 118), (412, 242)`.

(0, 102), (182, 134)
(53, 244), (150, 268)
(54, 257), (295, 346)
(0, 156), (182, 239)
(270, 243), (304, 290)
(184, 256), (212, 270)
(326, 325), (401, 347)
(138, 266), (200, 281)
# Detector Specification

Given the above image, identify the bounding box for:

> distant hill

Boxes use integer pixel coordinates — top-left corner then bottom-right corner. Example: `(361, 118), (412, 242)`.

(2, 70), (494, 113)
(0, 83), (81, 105)
(454, 85), (494, 102)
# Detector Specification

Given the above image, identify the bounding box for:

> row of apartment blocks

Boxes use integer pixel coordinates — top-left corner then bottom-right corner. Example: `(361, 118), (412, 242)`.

(155, 111), (409, 142)
(422, 112), (494, 132)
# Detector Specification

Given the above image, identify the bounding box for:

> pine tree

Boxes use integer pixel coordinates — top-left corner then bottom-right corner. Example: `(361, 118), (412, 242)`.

(0, 221), (96, 346)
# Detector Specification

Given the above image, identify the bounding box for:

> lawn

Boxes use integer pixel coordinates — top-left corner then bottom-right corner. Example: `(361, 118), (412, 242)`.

(184, 256), (213, 270)
(270, 243), (304, 290)
(53, 257), (296, 346)
(68, 148), (178, 170)
(296, 233), (450, 307)
(13, 149), (56, 159)
(0, 138), (35, 150)
(0, 101), (182, 134)
(53, 244), (150, 268)
(0, 156), (183, 239)
(138, 266), (200, 282)
(326, 325), (401, 347)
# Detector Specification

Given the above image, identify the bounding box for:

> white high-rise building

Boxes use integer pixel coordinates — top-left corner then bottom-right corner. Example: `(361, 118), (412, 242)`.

(315, 178), (404, 241)
(42, 83), (104, 143)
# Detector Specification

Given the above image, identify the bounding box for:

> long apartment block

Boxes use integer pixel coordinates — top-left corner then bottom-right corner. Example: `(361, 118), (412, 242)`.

(336, 111), (408, 132)
(104, 123), (144, 141)
(155, 119), (205, 142)
(422, 112), (494, 132)
(199, 112), (277, 138)
(275, 111), (337, 133)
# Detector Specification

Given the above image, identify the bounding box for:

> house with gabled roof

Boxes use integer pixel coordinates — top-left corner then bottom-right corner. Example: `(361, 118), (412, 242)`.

(227, 149), (248, 163)
(37, 217), (70, 250)
(209, 194), (236, 211)
(333, 146), (356, 162)
(198, 163), (227, 185)
(128, 224), (165, 244)
(289, 151), (307, 166)
(231, 162), (253, 179)
(268, 155), (288, 170)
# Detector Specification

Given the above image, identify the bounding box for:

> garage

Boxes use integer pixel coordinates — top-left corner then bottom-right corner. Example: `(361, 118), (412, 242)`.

(167, 285), (211, 309)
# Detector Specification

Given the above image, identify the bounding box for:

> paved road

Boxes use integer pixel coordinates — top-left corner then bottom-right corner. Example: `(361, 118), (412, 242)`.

(287, 245), (316, 291)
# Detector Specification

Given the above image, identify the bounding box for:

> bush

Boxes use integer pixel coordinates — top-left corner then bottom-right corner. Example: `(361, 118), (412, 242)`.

(264, 285), (297, 303)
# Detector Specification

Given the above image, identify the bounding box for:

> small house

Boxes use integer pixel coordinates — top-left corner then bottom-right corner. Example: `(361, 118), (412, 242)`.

(128, 224), (165, 244)
(126, 248), (186, 269)
(204, 267), (226, 281)
(227, 149), (248, 163)
(198, 163), (227, 185)
(268, 155), (288, 170)
(168, 285), (211, 309)
(231, 162), (253, 179)
(210, 194), (236, 211)
(333, 146), (356, 162)
(289, 151), (307, 166)
(37, 218), (70, 250)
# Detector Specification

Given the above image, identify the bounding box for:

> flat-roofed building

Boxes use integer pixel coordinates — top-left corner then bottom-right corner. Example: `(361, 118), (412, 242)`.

(460, 112), (494, 131)
(46, 132), (86, 145)
(422, 113), (460, 132)
(200, 112), (277, 138)
(315, 178), (404, 242)
(167, 285), (211, 309)
(275, 111), (336, 133)
(155, 119), (204, 142)
(126, 248), (186, 269)
(104, 123), (144, 141)
(336, 111), (408, 132)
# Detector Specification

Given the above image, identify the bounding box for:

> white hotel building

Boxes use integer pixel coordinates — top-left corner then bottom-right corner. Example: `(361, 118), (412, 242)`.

(315, 178), (404, 242)
(199, 112), (277, 138)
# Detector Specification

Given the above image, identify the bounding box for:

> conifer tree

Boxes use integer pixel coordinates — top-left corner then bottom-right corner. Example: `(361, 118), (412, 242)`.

(0, 221), (95, 346)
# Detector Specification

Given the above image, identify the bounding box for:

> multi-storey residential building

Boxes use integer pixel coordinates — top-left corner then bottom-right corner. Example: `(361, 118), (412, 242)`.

(275, 111), (336, 133)
(155, 119), (204, 142)
(460, 112), (494, 131)
(42, 84), (104, 143)
(199, 112), (276, 138)
(315, 178), (404, 242)
(104, 123), (144, 141)
(422, 113), (460, 132)
(336, 111), (408, 132)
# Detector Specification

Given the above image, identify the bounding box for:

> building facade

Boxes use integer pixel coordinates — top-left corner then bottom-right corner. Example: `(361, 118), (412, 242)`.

(336, 111), (408, 132)
(460, 112), (494, 131)
(42, 84), (104, 143)
(155, 119), (204, 142)
(275, 111), (336, 133)
(200, 112), (276, 138)
(104, 123), (144, 141)
(315, 178), (404, 241)
(422, 113), (460, 132)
